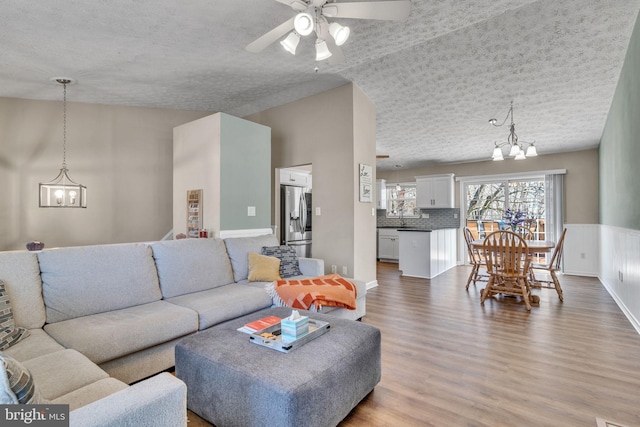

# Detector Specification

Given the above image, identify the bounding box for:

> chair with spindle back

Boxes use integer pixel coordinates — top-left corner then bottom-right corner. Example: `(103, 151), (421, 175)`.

(529, 228), (567, 301)
(463, 227), (488, 290)
(480, 230), (537, 311)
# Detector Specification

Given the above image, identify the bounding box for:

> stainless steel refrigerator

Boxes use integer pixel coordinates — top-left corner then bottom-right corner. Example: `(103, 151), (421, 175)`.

(281, 185), (312, 258)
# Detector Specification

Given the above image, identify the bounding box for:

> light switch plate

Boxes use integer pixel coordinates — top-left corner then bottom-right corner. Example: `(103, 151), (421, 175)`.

(315, 207), (321, 216)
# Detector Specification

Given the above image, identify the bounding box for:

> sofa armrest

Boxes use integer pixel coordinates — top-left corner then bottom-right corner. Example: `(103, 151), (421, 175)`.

(70, 373), (187, 427)
(298, 257), (324, 277)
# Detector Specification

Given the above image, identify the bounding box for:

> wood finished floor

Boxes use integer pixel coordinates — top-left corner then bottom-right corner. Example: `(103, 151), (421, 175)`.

(189, 263), (640, 427)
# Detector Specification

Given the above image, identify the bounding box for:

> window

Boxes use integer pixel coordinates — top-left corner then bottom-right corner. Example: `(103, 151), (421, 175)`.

(386, 184), (418, 217)
(465, 178), (545, 239)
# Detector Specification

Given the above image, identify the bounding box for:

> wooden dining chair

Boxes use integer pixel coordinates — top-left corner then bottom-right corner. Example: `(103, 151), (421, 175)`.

(463, 227), (488, 290)
(480, 230), (537, 311)
(529, 228), (567, 301)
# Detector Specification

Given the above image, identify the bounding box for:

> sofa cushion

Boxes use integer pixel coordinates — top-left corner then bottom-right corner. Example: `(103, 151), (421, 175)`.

(51, 377), (128, 411)
(0, 280), (29, 350)
(224, 234), (279, 282)
(38, 243), (163, 323)
(248, 252), (281, 282)
(0, 251), (46, 329)
(0, 353), (45, 404)
(151, 238), (235, 298)
(23, 349), (109, 401)
(166, 284), (273, 330)
(44, 301), (198, 365)
(2, 329), (65, 362)
(261, 245), (302, 278)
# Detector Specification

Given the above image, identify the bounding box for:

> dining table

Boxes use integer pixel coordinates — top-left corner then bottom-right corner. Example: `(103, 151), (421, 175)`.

(471, 239), (555, 253)
(470, 238), (556, 289)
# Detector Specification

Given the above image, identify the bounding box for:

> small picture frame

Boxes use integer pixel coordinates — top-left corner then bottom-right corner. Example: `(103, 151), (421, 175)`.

(359, 163), (372, 203)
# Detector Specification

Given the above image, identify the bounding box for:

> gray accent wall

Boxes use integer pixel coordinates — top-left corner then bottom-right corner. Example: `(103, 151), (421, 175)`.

(219, 113), (271, 230)
(600, 11), (640, 231)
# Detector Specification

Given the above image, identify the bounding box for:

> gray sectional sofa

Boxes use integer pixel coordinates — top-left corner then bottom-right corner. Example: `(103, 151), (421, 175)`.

(0, 233), (366, 427)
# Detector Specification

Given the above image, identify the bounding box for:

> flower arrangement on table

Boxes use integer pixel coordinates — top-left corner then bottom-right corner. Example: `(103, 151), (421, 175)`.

(503, 208), (528, 231)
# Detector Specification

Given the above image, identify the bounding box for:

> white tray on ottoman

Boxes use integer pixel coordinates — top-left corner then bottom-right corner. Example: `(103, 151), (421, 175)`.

(175, 307), (381, 427)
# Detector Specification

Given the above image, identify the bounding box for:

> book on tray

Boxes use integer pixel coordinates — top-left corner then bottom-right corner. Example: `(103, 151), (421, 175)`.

(237, 315), (282, 334)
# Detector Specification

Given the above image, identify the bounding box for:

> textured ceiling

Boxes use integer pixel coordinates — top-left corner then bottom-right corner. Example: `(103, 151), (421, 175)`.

(1, 0), (639, 170)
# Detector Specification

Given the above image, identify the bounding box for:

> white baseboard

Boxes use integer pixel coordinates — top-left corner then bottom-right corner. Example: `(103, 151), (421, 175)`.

(366, 280), (378, 290)
(599, 274), (640, 335)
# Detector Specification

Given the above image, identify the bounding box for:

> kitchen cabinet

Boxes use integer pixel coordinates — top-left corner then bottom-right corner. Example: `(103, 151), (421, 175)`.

(378, 228), (399, 260)
(398, 228), (457, 278)
(376, 179), (387, 210)
(416, 174), (454, 208)
(280, 170), (311, 187)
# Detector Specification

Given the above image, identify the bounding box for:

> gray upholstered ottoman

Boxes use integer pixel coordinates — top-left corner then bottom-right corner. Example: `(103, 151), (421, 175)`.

(175, 307), (381, 427)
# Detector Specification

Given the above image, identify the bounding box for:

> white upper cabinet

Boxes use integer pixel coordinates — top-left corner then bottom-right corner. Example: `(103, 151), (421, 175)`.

(376, 179), (387, 210)
(280, 170), (311, 187)
(415, 174), (454, 208)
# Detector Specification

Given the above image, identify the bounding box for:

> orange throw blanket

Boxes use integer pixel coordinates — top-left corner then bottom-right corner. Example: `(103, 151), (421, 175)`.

(267, 274), (357, 311)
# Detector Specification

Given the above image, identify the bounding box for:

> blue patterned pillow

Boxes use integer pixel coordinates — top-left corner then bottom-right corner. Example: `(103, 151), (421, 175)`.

(261, 246), (301, 278)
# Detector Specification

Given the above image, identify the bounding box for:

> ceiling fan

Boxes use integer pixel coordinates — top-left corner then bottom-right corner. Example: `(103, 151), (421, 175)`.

(245, 0), (412, 64)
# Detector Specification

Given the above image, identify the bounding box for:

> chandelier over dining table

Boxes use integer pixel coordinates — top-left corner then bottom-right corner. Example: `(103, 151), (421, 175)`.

(490, 101), (538, 161)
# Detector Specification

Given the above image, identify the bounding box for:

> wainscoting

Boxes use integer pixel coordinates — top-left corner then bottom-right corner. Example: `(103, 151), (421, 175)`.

(600, 224), (640, 334)
(563, 223), (600, 276)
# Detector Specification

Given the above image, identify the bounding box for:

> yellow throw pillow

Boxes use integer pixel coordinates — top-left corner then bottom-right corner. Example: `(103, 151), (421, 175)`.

(248, 252), (282, 282)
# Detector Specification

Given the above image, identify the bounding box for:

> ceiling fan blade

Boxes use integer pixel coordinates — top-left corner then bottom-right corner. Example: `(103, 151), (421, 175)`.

(274, 0), (308, 11)
(322, 1), (412, 21)
(245, 17), (295, 53)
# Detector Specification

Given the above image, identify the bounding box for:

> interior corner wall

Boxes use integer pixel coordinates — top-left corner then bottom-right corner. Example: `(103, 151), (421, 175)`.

(0, 97), (209, 251)
(598, 10), (640, 333)
(246, 84), (377, 282)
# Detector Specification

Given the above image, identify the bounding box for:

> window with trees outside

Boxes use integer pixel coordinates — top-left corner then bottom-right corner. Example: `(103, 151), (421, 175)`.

(386, 184), (418, 217)
(465, 178), (546, 239)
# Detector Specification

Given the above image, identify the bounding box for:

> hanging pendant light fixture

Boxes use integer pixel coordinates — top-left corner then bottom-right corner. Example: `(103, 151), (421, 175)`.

(489, 101), (537, 161)
(39, 78), (87, 208)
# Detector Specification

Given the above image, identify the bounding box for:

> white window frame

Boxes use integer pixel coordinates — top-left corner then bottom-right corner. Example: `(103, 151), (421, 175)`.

(386, 182), (420, 218)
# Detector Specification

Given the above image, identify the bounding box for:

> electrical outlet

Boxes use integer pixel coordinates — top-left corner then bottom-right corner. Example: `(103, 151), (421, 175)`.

(247, 206), (256, 216)
(342, 266), (348, 276)
(454, 213), (458, 218)
(315, 207), (321, 216)
(331, 265), (337, 274)
(619, 270), (624, 282)
(424, 213), (429, 218)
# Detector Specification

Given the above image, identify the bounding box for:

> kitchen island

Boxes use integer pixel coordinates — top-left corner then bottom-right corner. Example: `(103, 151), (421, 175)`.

(397, 228), (457, 279)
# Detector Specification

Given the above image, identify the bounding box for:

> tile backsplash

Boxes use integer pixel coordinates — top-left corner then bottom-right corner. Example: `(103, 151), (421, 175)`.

(377, 208), (461, 229)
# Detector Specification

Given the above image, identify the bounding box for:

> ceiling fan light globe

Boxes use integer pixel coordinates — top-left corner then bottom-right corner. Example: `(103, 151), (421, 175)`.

(514, 148), (526, 160)
(294, 12), (315, 36)
(315, 39), (332, 61)
(525, 144), (538, 157)
(280, 32), (300, 55)
(508, 144), (520, 157)
(492, 147), (504, 161)
(329, 22), (350, 46)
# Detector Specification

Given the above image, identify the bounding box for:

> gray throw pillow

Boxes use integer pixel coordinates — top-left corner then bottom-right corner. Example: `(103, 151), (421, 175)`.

(0, 280), (29, 351)
(0, 353), (44, 404)
(261, 246), (302, 278)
